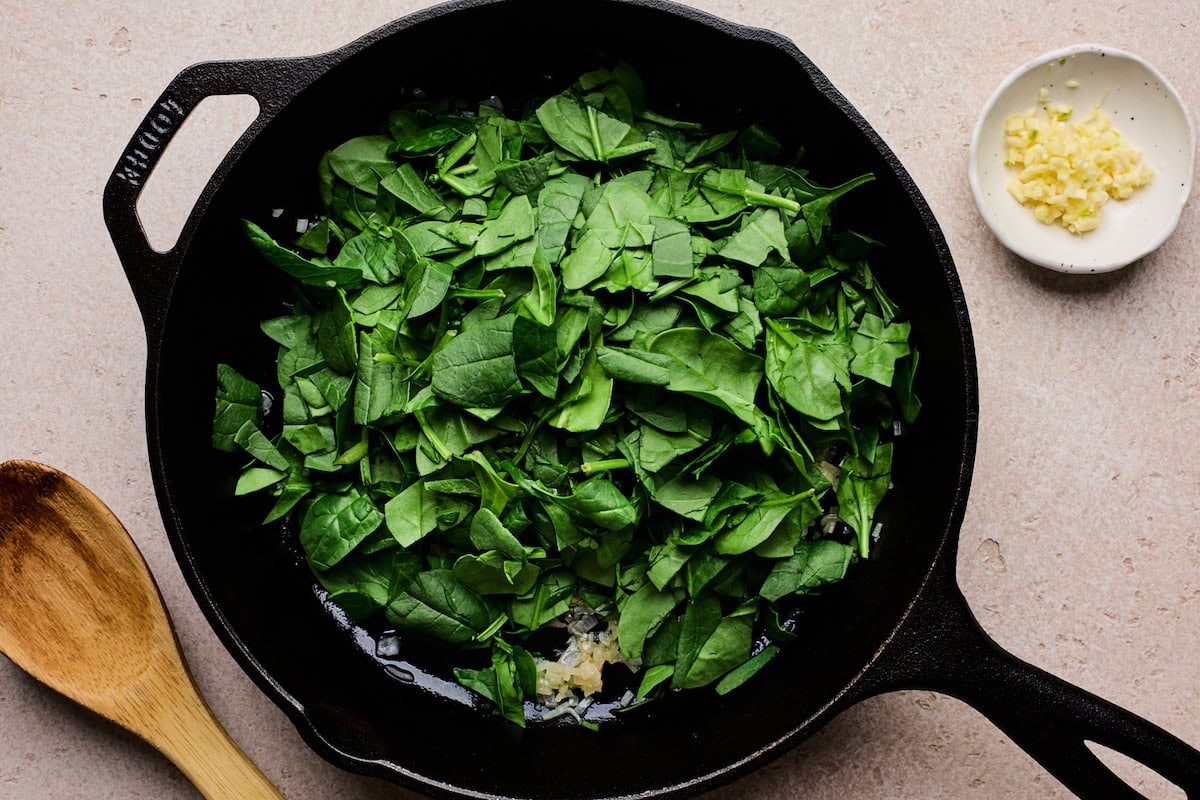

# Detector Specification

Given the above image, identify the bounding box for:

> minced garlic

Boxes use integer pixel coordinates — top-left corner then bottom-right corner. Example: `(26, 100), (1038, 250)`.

(1003, 98), (1153, 234)
(535, 619), (638, 703)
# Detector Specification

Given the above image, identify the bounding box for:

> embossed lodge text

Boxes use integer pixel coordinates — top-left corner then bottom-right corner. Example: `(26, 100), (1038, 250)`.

(113, 96), (186, 187)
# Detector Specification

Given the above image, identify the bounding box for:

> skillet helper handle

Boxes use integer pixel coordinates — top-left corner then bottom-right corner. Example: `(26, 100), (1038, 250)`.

(102, 56), (323, 341)
(872, 570), (1200, 799)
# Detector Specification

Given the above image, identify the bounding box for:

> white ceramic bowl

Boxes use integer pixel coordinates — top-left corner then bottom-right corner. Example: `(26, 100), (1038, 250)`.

(969, 44), (1195, 273)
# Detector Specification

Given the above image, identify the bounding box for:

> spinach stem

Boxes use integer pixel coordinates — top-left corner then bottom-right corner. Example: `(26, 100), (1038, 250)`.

(438, 172), (475, 196)
(743, 190), (801, 214)
(415, 408), (454, 462)
(407, 300), (454, 383)
(586, 105), (605, 163)
(451, 288), (506, 300)
(636, 109), (705, 131)
(475, 613), (507, 642)
(333, 429), (370, 466)
(529, 585), (547, 631)
(440, 132), (477, 173)
(759, 488), (817, 508)
(648, 276), (696, 302)
(698, 172), (801, 213)
(579, 458), (631, 475)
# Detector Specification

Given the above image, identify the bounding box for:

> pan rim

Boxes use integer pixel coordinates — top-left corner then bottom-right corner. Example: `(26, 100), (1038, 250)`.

(120, 1), (980, 797)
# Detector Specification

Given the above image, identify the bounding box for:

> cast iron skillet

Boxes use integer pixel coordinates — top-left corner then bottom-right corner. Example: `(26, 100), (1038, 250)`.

(102, 0), (1200, 797)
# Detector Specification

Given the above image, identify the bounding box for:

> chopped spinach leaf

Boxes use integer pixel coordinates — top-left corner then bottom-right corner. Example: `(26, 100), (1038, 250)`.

(215, 63), (919, 727)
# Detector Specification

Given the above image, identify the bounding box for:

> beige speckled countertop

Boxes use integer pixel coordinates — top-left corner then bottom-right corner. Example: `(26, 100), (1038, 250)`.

(2, 2), (1198, 798)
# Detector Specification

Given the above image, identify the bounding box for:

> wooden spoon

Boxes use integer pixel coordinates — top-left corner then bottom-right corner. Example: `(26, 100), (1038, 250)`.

(0, 460), (285, 799)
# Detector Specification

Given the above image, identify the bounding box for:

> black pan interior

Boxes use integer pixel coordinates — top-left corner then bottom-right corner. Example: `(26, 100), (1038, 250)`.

(147, 1), (976, 797)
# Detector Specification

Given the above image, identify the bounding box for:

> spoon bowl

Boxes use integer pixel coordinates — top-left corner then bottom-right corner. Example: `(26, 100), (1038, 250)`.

(0, 460), (284, 800)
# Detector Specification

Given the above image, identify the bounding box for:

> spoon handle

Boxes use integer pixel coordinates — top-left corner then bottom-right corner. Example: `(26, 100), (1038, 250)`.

(133, 655), (286, 800)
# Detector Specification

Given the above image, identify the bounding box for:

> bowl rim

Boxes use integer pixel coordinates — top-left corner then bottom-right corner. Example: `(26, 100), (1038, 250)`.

(967, 42), (1197, 274)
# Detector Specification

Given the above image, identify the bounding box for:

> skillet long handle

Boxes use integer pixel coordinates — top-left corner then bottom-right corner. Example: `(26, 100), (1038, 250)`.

(101, 55), (330, 341)
(867, 563), (1200, 799)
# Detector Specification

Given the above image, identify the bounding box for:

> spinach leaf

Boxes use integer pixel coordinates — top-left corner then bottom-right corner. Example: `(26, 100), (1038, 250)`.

(801, 173), (875, 243)
(475, 194), (536, 257)
(650, 216), (694, 278)
(547, 346), (612, 433)
(454, 550), (540, 595)
(235, 466), (285, 496)
(536, 95), (646, 162)
(653, 473), (723, 522)
(510, 571), (577, 630)
(233, 420), (290, 471)
(384, 480), (439, 548)
(352, 328), (410, 424)
(753, 265), (809, 316)
(759, 540), (854, 601)
(311, 296), (357, 378)
(895, 350), (922, 424)
(626, 422), (709, 474)
(595, 345), (672, 386)
(850, 313), (911, 386)
(547, 475), (638, 532)
(318, 548), (419, 621)
(328, 135), (395, 194)
(717, 208), (790, 267)
(404, 258), (454, 320)
(764, 320), (850, 423)
(496, 153), (555, 195)
(300, 491), (384, 571)
(513, 315), (559, 399)
(213, 364), (261, 452)
(243, 220), (361, 289)
(712, 494), (807, 556)
(715, 645), (780, 695)
(636, 664), (675, 699)
(431, 315), (523, 409)
(386, 569), (496, 645)
(536, 174), (590, 264)
(454, 644), (536, 727)
(520, 248), (558, 327)
(672, 593), (752, 690)
(335, 232), (402, 284)
(380, 162), (447, 217)
(649, 328), (767, 435)
(470, 507), (526, 559)
(837, 443), (894, 558)
(618, 583), (681, 660)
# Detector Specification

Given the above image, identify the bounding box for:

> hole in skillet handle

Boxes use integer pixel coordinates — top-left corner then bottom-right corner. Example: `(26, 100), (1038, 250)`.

(1087, 741), (1188, 800)
(136, 94), (261, 253)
